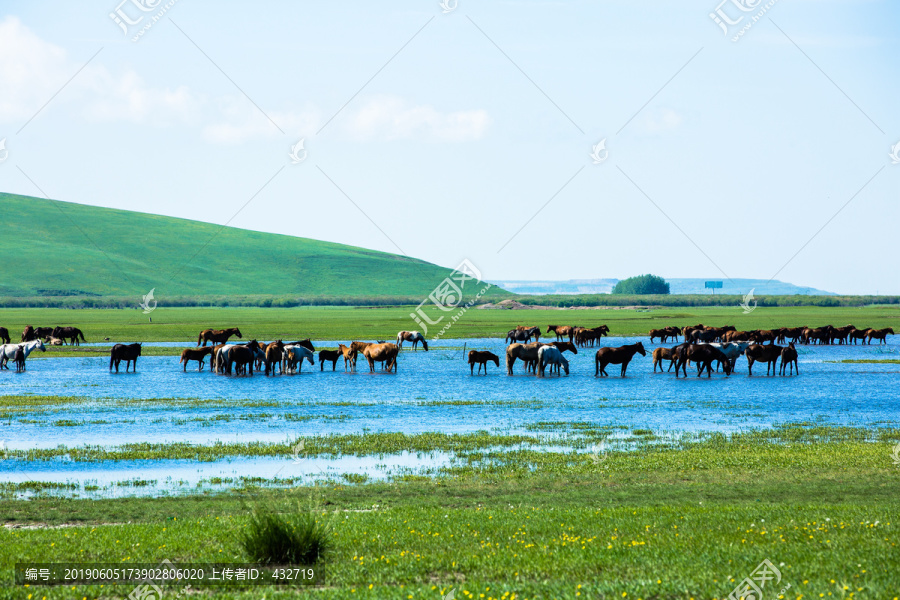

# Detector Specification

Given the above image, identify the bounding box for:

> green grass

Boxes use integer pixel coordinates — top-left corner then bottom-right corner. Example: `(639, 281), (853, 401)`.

(1, 433), (899, 598)
(0, 304), (898, 342)
(0, 193), (503, 299)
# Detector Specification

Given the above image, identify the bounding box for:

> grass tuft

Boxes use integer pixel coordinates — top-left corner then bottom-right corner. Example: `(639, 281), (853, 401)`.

(240, 503), (330, 565)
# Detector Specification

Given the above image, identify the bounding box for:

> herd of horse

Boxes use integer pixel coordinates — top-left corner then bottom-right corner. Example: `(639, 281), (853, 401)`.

(0, 320), (894, 378)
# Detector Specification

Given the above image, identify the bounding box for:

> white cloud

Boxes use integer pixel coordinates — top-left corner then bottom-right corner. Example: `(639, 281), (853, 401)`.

(344, 95), (490, 142)
(202, 98), (321, 144)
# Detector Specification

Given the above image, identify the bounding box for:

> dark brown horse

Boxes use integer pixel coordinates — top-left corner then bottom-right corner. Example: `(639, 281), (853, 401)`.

(779, 342), (799, 375)
(21, 326), (35, 342)
(34, 327), (55, 339)
(0, 327), (9, 345)
(52, 326), (86, 346)
(674, 344), (731, 378)
(179, 346), (213, 371)
(745, 343), (784, 376)
(319, 349), (341, 371)
(13, 346), (26, 372)
(110, 343), (142, 373)
(198, 328), (242, 346)
(468, 350), (500, 374)
(594, 342), (646, 377)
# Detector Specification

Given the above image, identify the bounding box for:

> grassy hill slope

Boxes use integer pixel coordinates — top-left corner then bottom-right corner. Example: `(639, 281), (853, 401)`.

(0, 193), (499, 300)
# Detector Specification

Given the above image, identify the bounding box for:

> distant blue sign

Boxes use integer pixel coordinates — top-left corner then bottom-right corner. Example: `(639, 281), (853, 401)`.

(705, 281), (723, 289)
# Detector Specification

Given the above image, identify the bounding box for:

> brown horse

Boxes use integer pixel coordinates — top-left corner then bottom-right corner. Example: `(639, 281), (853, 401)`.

(865, 327), (894, 345)
(506, 342), (543, 375)
(546, 325), (576, 342)
(779, 342), (799, 375)
(319, 349), (341, 371)
(594, 342), (646, 377)
(674, 344), (731, 378)
(21, 326), (36, 342)
(548, 341), (578, 355)
(848, 328), (869, 345)
(13, 346), (25, 372)
(649, 329), (669, 343)
(264, 341), (286, 375)
(350, 341), (372, 371)
(338, 343), (356, 371)
(110, 343), (142, 373)
(468, 350), (500, 374)
(52, 326), (86, 346)
(179, 346), (213, 372)
(198, 328), (242, 347)
(362, 343), (399, 373)
(652, 346), (679, 373)
(745, 343), (784, 376)
(396, 330), (428, 351)
(0, 327), (9, 345)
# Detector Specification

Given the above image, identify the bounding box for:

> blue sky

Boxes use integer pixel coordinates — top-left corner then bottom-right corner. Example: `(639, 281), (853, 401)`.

(1, 0), (897, 294)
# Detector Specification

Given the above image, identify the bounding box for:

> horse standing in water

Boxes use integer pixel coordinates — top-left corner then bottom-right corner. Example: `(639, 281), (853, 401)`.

(779, 342), (799, 375)
(396, 331), (429, 351)
(0, 339), (46, 369)
(537, 345), (569, 377)
(594, 342), (646, 377)
(109, 343), (142, 373)
(468, 350), (499, 374)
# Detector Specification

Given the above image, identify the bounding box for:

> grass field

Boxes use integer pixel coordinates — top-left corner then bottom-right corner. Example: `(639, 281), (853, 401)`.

(2, 430), (899, 599)
(0, 305), (898, 343)
(0, 193), (501, 299)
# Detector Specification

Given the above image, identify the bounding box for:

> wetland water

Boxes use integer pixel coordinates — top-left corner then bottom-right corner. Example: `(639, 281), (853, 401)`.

(2, 337), (897, 495)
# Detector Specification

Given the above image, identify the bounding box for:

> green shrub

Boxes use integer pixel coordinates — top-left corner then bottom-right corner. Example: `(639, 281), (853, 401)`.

(240, 503), (330, 565)
(612, 274), (670, 295)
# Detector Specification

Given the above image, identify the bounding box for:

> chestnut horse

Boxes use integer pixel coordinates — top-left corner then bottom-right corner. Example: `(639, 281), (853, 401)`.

(865, 327), (895, 345)
(594, 342), (646, 377)
(180, 346), (213, 371)
(546, 325), (576, 342)
(745, 343), (784, 376)
(362, 343), (399, 373)
(505, 342), (542, 375)
(338, 343), (356, 371)
(396, 330), (428, 351)
(652, 346), (680, 373)
(468, 350), (499, 374)
(198, 328), (242, 346)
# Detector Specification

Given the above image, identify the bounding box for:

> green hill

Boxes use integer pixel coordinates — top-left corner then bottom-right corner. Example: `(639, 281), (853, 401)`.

(0, 193), (500, 301)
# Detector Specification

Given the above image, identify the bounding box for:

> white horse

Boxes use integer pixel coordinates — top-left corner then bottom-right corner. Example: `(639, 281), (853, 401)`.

(283, 345), (315, 373)
(0, 339), (45, 369)
(709, 341), (751, 371)
(537, 345), (569, 377)
(396, 330), (428, 351)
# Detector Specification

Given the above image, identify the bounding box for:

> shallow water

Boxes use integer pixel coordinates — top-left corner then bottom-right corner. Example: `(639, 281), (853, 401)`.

(2, 337), (898, 493)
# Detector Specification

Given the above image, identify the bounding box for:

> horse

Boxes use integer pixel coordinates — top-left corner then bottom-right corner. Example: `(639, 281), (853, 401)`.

(198, 328), (242, 346)
(576, 325), (610, 347)
(505, 328), (538, 344)
(283, 345), (315, 373)
(338, 343), (356, 372)
(548, 341), (578, 355)
(848, 328), (869, 345)
(708, 341), (751, 372)
(779, 342), (799, 375)
(830, 325), (856, 345)
(109, 343), (142, 373)
(13, 346), (25, 372)
(263, 341), (286, 375)
(179, 346), (213, 372)
(0, 339), (46, 369)
(362, 343), (399, 373)
(0, 327), (9, 345)
(652, 346), (679, 373)
(349, 341), (373, 371)
(214, 343), (252, 374)
(537, 345), (569, 377)
(865, 327), (895, 345)
(21, 326), (36, 342)
(505, 342), (543, 374)
(674, 344), (732, 378)
(319, 349), (341, 371)
(228, 342), (265, 376)
(745, 343), (784, 376)
(396, 330), (428, 351)
(594, 342), (646, 377)
(468, 350), (499, 374)
(34, 327), (55, 339)
(51, 326), (86, 346)
(46, 337), (64, 346)
(649, 329), (669, 343)
(546, 325), (576, 342)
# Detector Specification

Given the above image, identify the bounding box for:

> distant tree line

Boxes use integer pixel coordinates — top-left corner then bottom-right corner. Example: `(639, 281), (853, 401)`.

(0, 293), (896, 309)
(612, 274), (670, 295)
